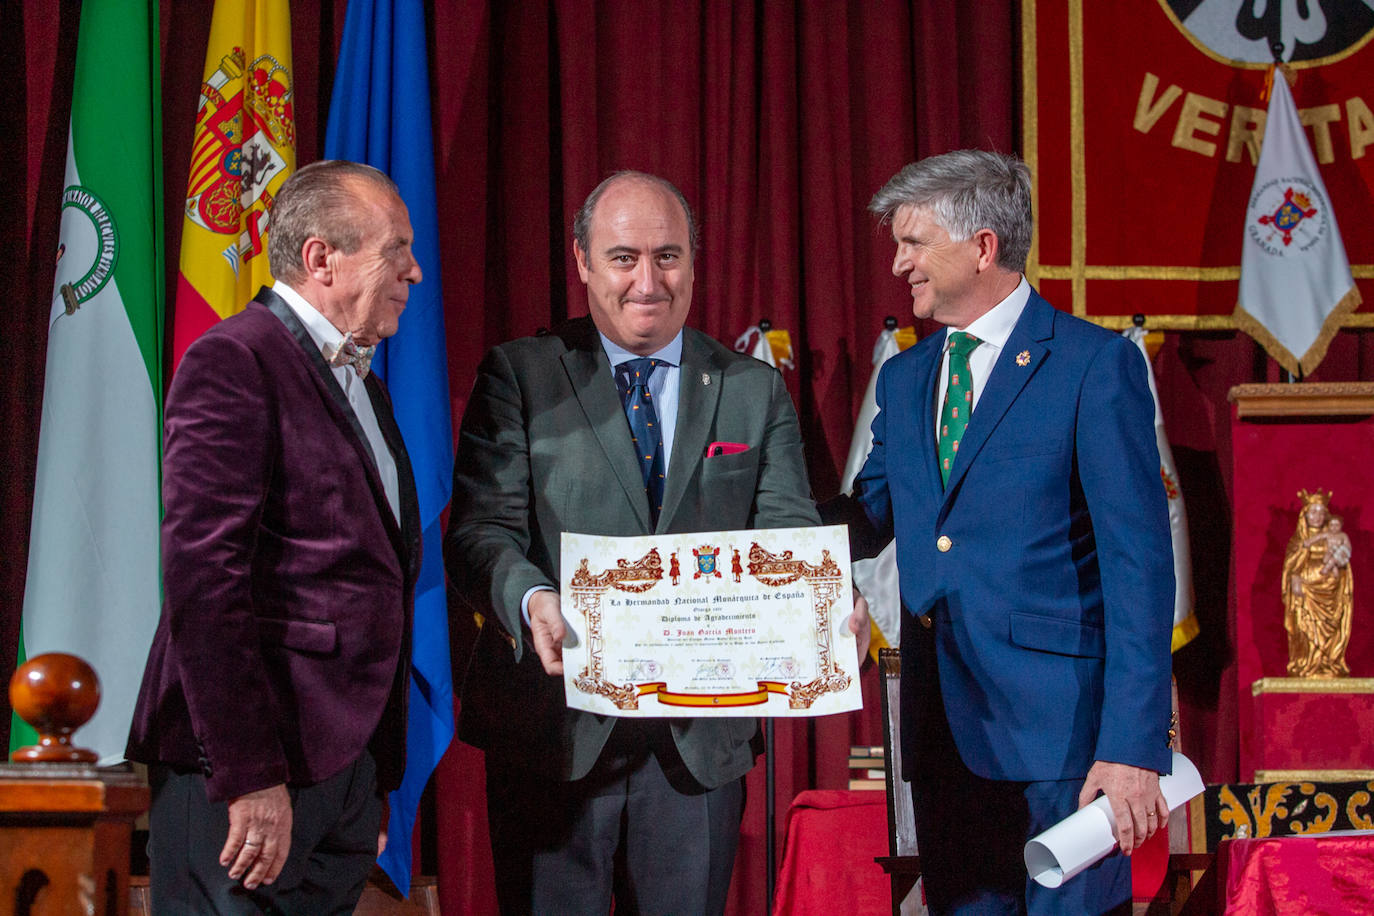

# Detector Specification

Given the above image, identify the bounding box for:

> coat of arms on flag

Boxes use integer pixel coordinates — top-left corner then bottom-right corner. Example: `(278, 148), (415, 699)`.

(184, 48), (294, 272)
(172, 0), (296, 368)
(1250, 183), (1322, 251)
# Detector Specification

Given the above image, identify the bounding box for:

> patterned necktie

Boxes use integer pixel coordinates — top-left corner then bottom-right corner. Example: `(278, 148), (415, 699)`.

(325, 333), (376, 378)
(937, 331), (982, 487)
(616, 358), (666, 527)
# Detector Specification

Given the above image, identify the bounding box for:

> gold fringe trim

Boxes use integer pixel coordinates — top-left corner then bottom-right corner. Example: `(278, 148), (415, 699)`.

(868, 620), (891, 666)
(1171, 612), (1200, 653)
(1069, 0), (1086, 316)
(1091, 312), (1374, 331)
(1299, 284), (1364, 375)
(1037, 263), (1374, 281)
(1234, 282), (1362, 377)
(1023, 0), (1040, 289)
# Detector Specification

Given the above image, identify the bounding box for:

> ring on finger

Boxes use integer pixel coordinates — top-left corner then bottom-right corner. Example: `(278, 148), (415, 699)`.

(244, 840), (262, 847)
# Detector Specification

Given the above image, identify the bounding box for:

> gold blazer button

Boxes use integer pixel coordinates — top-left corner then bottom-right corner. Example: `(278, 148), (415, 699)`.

(936, 535), (952, 552)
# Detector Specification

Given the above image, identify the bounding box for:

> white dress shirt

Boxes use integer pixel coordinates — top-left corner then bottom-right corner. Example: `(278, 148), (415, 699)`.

(272, 281), (400, 524)
(933, 276), (1031, 438)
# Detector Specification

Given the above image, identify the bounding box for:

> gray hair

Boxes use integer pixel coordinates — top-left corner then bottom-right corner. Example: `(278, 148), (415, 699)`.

(572, 170), (698, 255)
(869, 150), (1032, 273)
(267, 160), (402, 283)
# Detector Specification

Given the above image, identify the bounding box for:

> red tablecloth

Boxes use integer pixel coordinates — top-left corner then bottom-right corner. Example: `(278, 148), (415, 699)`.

(1184, 834), (1374, 914)
(773, 790), (892, 916)
(771, 788), (1173, 914)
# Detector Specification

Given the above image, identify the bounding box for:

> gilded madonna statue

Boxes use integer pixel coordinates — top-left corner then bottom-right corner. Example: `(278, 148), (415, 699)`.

(1282, 489), (1353, 678)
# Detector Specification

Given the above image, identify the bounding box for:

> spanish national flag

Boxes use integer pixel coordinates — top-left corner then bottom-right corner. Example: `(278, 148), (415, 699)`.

(172, 0), (295, 368)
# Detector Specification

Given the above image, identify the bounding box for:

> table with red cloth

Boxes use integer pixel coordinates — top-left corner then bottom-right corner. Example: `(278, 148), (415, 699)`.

(770, 788), (1173, 914)
(1181, 833), (1374, 914)
(773, 790), (893, 915)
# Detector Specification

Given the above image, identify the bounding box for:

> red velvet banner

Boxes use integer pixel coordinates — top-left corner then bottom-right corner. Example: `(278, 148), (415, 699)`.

(1023, 0), (1374, 327)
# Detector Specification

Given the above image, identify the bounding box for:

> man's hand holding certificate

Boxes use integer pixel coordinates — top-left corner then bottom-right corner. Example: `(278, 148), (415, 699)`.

(558, 525), (862, 717)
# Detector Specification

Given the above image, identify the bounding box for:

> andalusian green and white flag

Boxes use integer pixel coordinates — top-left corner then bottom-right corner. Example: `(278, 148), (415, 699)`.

(12, 0), (163, 763)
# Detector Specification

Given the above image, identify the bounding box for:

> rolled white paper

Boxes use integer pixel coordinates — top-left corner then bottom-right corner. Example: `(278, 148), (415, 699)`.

(1024, 751), (1203, 888)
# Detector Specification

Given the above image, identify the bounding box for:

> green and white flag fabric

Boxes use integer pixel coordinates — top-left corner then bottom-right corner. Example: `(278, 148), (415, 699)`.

(12, 0), (164, 763)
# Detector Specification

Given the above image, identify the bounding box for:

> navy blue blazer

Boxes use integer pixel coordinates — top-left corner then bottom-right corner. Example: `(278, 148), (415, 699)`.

(853, 288), (1174, 783)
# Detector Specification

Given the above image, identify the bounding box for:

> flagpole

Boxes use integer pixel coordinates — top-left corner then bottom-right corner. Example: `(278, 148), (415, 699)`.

(766, 717), (776, 912)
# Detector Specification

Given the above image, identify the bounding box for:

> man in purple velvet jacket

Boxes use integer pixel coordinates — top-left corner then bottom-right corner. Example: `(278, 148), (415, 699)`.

(127, 160), (423, 914)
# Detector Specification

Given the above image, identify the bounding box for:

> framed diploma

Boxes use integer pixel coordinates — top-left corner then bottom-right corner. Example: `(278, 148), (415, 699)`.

(559, 525), (862, 718)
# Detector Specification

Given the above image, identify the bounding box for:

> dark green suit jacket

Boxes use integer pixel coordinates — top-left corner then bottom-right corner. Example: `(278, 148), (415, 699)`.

(446, 316), (820, 787)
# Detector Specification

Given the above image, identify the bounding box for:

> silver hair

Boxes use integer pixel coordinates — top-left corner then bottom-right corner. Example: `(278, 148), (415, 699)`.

(572, 170), (698, 255)
(267, 160), (402, 283)
(869, 150), (1032, 273)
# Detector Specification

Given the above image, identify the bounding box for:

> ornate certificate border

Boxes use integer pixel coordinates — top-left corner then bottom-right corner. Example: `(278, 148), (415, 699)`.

(566, 542), (852, 712)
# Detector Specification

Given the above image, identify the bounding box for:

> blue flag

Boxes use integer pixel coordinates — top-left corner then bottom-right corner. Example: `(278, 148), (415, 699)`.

(324, 0), (454, 896)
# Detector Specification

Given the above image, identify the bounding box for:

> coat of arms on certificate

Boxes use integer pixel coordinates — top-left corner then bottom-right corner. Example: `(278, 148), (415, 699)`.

(559, 525), (862, 717)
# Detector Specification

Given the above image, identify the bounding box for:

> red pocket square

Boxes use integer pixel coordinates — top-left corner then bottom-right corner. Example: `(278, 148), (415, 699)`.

(706, 441), (749, 457)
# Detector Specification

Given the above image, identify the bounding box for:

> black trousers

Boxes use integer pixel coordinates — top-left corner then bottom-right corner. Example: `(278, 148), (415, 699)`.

(485, 720), (746, 916)
(146, 751), (383, 916)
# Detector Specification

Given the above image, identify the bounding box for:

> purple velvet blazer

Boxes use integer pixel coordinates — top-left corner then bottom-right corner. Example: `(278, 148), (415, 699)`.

(127, 288), (420, 803)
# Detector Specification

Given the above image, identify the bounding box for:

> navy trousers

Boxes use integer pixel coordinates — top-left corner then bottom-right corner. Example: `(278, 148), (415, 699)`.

(903, 612), (1132, 916)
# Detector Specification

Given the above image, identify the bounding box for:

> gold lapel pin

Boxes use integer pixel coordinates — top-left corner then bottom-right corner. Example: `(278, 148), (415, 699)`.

(702, 373), (711, 386)
(1015, 350), (1031, 367)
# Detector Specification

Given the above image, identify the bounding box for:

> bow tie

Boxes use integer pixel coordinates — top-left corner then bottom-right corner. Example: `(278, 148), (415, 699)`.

(324, 334), (375, 378)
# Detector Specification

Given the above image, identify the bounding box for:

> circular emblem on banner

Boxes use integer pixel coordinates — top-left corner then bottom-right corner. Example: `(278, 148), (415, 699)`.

(57, 184), (119, 304)
(1246, 177), (1330, 256)
(1161, 0), (1374, 66)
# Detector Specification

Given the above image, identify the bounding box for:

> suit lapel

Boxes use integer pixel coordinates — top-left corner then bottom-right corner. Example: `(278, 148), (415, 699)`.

(659, 330), (721, 532)
(940, 293), (1055, 507)
(561, 330), (655, 531)
(912, 337), (945, 498)
(258, 288), (409, 558)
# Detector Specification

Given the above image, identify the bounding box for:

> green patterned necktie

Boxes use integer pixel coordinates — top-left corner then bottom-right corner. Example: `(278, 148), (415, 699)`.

(938, 331), (982, 487)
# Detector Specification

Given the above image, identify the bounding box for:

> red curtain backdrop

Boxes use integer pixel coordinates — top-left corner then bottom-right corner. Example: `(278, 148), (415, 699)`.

(4, 2), (1373, 914)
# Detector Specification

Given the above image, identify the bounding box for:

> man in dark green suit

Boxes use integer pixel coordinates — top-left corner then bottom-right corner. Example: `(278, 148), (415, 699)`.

(446, 171), (841, 914)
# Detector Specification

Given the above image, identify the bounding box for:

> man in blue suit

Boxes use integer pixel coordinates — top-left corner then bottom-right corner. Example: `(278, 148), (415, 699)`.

(841, 151), (1175, 914)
